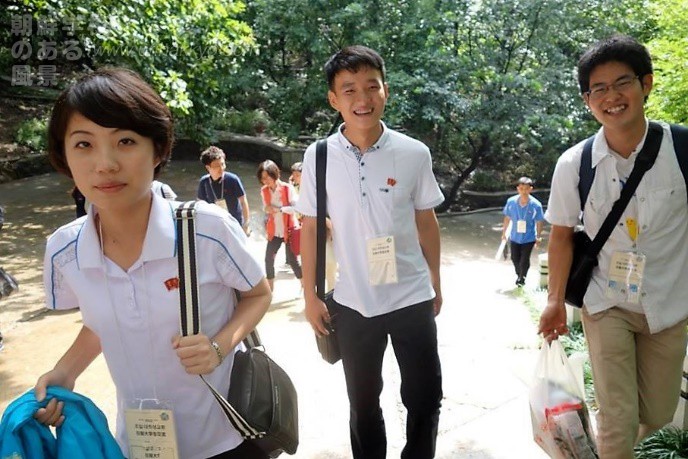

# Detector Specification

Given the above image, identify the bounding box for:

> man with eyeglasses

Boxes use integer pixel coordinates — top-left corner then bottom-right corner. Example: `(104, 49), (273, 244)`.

(539, 35), (688, 458)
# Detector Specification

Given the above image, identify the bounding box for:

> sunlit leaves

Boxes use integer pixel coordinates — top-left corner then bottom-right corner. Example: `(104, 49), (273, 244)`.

(19, 0), (255, 142)
(646, 0), (688, 124)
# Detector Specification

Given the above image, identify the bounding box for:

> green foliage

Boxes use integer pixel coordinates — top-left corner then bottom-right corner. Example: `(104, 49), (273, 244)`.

(635, 426), (688, 458)
(14, 117), (47, 152)
(216, 109), (271, 136)
(2, 0), (667, 209)
(389, 0), (651, 210)
(646, 0), (688, 124)
(464, 170), (508, 192)
(233, 0), (652, 208)
(5, 0), (256, 144)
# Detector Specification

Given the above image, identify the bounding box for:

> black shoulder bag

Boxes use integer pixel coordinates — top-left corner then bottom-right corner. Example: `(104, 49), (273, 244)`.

(175, 201), (299, 457)
(313, 139), (342, 364)
(565, 122), (663, 307)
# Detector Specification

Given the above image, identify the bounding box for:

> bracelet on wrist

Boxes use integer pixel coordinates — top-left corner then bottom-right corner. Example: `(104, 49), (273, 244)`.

(210, 340), (224, 366)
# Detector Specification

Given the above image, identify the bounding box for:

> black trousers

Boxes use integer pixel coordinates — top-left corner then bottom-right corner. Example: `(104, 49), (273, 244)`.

(510, 241), (535, 279)
(331, 298), (443, 459)
(264, 236), (302, 279)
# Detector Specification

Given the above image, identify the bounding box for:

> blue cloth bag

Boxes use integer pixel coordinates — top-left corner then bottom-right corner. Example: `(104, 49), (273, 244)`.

(0, 386), (123, 459)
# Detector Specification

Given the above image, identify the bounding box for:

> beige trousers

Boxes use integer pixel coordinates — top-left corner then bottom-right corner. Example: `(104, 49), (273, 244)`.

(582, 306), (687, 459)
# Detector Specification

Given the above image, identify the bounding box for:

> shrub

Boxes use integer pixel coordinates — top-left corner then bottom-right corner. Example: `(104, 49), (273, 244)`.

(15, 117), (48, 152)
(635, 426), (688, 458)
(219, 109), (271, 136)
(465, 170), (509, 192)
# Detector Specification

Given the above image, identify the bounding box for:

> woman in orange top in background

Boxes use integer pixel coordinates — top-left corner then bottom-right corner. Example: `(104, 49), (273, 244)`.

(257, 160), (302, 291)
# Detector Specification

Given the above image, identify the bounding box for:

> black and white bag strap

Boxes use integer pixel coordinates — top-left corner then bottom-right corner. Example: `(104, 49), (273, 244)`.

(175, 201), (265, 440)
(176, 201), (201, 336)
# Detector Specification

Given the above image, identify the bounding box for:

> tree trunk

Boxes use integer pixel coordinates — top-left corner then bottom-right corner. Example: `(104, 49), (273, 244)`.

(435, 163), (477, 213)
(435, 134), (490, 213)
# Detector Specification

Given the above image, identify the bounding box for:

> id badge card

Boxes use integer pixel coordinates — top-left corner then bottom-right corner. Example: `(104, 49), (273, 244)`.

(124, 399), (179, 459)
(214, 199), (228, 210)
(516, 220), (527, 233)
(367, 236), (398, 285)
(605, 251), (646, 303)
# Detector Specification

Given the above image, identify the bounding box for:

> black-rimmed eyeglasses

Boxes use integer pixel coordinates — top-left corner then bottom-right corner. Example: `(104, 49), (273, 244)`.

(585, 75), (640, 101)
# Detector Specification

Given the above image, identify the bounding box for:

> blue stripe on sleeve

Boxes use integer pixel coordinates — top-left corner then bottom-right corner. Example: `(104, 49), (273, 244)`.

(197, 233), (254, 289)
(49, 240), (77, 309)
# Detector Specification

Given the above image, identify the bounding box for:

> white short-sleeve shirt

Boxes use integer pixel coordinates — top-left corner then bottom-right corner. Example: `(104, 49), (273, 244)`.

(43, 194), (265, 459)
(295, 122), (444, 317)
(546, 120), (688, 333)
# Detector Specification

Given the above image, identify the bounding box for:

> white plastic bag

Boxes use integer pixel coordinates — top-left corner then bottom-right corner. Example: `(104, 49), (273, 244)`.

(529, 340), (598, 458)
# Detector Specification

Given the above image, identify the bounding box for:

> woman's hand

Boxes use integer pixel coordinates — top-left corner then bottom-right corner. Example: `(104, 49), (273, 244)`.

(33, 368), (75, 427)
(172, 334), (221, 375)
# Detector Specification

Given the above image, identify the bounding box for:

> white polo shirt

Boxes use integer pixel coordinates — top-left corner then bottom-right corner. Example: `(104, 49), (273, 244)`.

(43, 194), (265, 459)
(546, 120), (688, 333)
(296, 122), (444, 317)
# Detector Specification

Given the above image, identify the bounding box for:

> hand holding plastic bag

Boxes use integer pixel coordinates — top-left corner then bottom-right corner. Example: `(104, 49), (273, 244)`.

(529, 339), (598, 458)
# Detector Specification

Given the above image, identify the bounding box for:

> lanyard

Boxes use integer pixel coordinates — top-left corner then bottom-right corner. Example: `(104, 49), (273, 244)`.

(517, 199), (529, 220)
(209, 177), (224, 201)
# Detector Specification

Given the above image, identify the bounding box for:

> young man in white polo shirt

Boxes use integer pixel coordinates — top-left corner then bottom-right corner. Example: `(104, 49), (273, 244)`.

(539, 35), (688, 458)
(296, 45), (444, 459)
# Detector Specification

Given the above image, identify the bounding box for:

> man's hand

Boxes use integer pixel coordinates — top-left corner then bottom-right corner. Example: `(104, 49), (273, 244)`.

(538, 303), (569, 342)
(304, 294), (331, 337)
(172, 334), (220, 375)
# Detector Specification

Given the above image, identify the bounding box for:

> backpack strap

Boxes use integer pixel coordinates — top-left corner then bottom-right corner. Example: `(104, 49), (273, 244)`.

(578, 135), (596, 212)
(670, 124), (688, 201)
(577, 124), (688, 211)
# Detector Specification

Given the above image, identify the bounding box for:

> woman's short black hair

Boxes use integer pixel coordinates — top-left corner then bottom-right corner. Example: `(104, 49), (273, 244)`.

(577, 34), (653, 95)
(48, 67), (174, 178)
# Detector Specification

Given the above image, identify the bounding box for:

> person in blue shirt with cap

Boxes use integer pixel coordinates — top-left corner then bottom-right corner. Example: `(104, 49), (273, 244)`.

(502, 176), (544, 286)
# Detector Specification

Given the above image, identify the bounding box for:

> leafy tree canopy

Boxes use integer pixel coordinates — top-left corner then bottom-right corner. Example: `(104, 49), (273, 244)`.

(2, 0), (255, 141)
(646, 0), (688, 124)
(234, 0), (652, 209)
(5, 0), (684, 210)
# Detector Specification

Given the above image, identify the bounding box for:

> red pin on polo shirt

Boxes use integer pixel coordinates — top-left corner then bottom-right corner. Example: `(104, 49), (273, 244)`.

(164, 277), (179, 291)
(387, 178), (397, 186)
